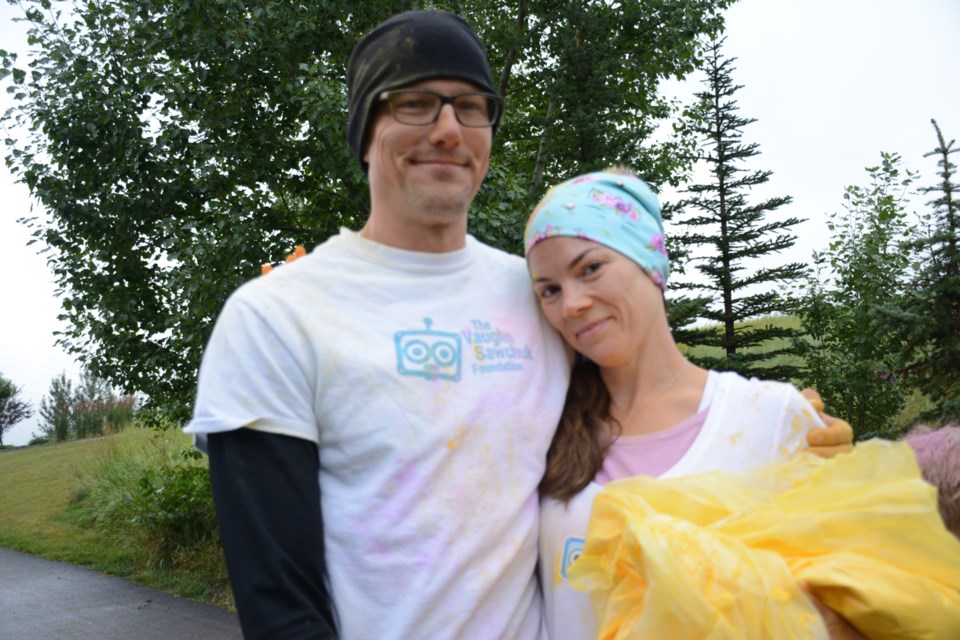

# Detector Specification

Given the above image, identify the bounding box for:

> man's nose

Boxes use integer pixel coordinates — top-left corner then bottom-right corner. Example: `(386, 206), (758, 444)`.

(429, 103), (463, 145)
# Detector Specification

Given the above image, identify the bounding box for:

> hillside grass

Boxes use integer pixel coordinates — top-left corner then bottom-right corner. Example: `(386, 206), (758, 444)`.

(0, 429), (232, 609)
(680, 314), (806, 380)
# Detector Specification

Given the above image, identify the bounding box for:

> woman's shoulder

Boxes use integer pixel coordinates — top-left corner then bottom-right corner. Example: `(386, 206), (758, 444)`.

(709, 371), (814, 418)
(712, 370), (803, 397)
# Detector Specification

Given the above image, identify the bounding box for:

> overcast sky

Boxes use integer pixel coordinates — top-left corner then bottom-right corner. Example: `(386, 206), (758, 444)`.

(1, 0), (958, 446)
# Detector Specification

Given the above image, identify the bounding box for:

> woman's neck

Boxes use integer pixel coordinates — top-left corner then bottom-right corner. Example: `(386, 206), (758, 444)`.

(601, 343), (708, 436)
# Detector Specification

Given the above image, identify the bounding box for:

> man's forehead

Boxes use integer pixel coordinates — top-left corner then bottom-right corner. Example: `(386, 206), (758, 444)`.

(395, 78), (490, 93)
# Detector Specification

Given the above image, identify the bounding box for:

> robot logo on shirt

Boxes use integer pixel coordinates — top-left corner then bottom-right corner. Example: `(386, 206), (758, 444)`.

(561, 536), (585, 580)
(394, 317), (462, 382)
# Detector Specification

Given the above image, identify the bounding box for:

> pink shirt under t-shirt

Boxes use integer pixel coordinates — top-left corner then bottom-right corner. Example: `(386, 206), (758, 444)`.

(593, 407), (710, 484)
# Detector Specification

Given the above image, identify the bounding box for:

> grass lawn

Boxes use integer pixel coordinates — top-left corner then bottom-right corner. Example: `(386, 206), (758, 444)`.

(0, 437), (137, 571)
(0, 430), (232, 608)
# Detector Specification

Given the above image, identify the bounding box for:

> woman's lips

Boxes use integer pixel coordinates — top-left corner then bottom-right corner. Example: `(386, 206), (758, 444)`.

(576, 317), (610, 342)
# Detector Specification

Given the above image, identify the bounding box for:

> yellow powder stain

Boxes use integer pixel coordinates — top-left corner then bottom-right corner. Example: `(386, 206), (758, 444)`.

(729, 431), (744, 445)
(791, 414), (805, 433)
(554, 553), (564, 586)
(446, 426), (468, 450)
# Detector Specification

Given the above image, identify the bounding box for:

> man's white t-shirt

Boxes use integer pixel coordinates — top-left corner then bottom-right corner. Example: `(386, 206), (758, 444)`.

(187, 229), (569, 639)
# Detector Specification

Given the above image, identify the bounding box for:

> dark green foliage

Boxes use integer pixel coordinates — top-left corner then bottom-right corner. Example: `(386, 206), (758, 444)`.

(672, 38), (804, 380)
(71, 432), (221, 566)
(662, 199), (714, 345)
(883, 120), (960, 424)
(2, 0), (732, 421)
(796, 152), (916, 436)
(483, 0), (732, 196)
(131, 452), (219, 558)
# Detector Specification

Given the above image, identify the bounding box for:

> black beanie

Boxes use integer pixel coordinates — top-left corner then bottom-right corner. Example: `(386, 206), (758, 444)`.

(346, 10), (501, 171)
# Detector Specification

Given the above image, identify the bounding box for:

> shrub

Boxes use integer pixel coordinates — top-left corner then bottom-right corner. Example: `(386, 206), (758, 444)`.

(130, 449), (220, 558)
(71, 429), (226, 584)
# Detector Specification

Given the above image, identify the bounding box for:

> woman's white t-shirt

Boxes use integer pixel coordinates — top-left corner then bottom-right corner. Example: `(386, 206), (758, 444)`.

(539, 371), (824, 640)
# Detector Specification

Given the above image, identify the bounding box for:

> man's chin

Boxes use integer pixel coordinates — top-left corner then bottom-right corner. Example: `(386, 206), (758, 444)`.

(408, 187), (473, 218)
(411, 173), (475, 198)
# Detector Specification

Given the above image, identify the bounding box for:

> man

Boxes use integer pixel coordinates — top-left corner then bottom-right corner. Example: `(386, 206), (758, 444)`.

(188, 11), (568, 639)
(186, 10), (852, 639)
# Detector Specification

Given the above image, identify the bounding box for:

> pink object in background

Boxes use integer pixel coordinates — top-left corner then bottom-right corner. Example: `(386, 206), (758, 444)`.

(902, 424), (960, 538)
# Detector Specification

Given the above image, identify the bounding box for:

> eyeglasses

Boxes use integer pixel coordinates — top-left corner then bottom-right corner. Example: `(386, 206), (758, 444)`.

(378, 90), (503, 128)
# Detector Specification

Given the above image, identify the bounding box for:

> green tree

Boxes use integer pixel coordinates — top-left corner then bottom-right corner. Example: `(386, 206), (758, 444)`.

(797, 152), (917, 436)
(1, 0), (732, 422)
(0, 372), (33, 446)
(37, 368), (136, 441)
(673, 38), (805, 379)
(887, 119), (960, 423)
(72, 367), (136, 439)
(38, 371), (73, 442)
(73, 368), (108, 439)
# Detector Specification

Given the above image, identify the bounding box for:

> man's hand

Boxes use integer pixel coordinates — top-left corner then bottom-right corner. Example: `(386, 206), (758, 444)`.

(802, 388), (854, 459)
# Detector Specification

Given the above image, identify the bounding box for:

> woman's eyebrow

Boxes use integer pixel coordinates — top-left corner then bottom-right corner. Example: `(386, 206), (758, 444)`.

(531, 246), (601, 284)
(566, 247), (599, 270)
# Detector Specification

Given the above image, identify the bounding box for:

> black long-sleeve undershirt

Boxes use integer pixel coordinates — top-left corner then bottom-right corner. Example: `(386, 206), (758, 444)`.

(207, 429), (337, 640)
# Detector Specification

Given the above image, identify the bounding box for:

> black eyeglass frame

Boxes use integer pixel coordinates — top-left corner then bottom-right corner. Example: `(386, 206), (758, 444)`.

(377, 89), (504, 128)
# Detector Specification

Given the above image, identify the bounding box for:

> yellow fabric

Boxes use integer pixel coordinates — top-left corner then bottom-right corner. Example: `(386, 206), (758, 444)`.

(568, 440), (960, 640)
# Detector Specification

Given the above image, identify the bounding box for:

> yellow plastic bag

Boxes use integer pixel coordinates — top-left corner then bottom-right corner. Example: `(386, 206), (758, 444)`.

(568, 440), (960, 640)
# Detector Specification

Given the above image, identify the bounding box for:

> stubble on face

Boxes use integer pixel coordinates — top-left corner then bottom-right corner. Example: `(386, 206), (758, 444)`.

(403, 161), (476, 222)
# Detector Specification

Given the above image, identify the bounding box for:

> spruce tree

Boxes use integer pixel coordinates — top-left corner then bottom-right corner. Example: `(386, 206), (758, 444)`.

(674, 38), (804, 380)
(890, 119), (960, 422)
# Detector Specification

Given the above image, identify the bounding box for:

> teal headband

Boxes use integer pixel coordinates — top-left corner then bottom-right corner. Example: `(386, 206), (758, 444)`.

(524, 170), (670, 289)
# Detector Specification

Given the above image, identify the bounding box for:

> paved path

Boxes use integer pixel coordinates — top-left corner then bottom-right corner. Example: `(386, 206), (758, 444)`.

(0, 548), (242, 639)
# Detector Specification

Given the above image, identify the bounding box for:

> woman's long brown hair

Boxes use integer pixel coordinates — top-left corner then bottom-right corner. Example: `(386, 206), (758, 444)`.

(540, 356), (619, 502)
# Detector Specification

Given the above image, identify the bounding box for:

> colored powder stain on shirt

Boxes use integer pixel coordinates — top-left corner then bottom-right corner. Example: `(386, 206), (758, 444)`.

(446, 426), (468, 450)
(790, 411), (807, 434)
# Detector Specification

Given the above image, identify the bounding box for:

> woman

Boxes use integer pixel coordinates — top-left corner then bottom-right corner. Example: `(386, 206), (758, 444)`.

(525, 168), (860, 639)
